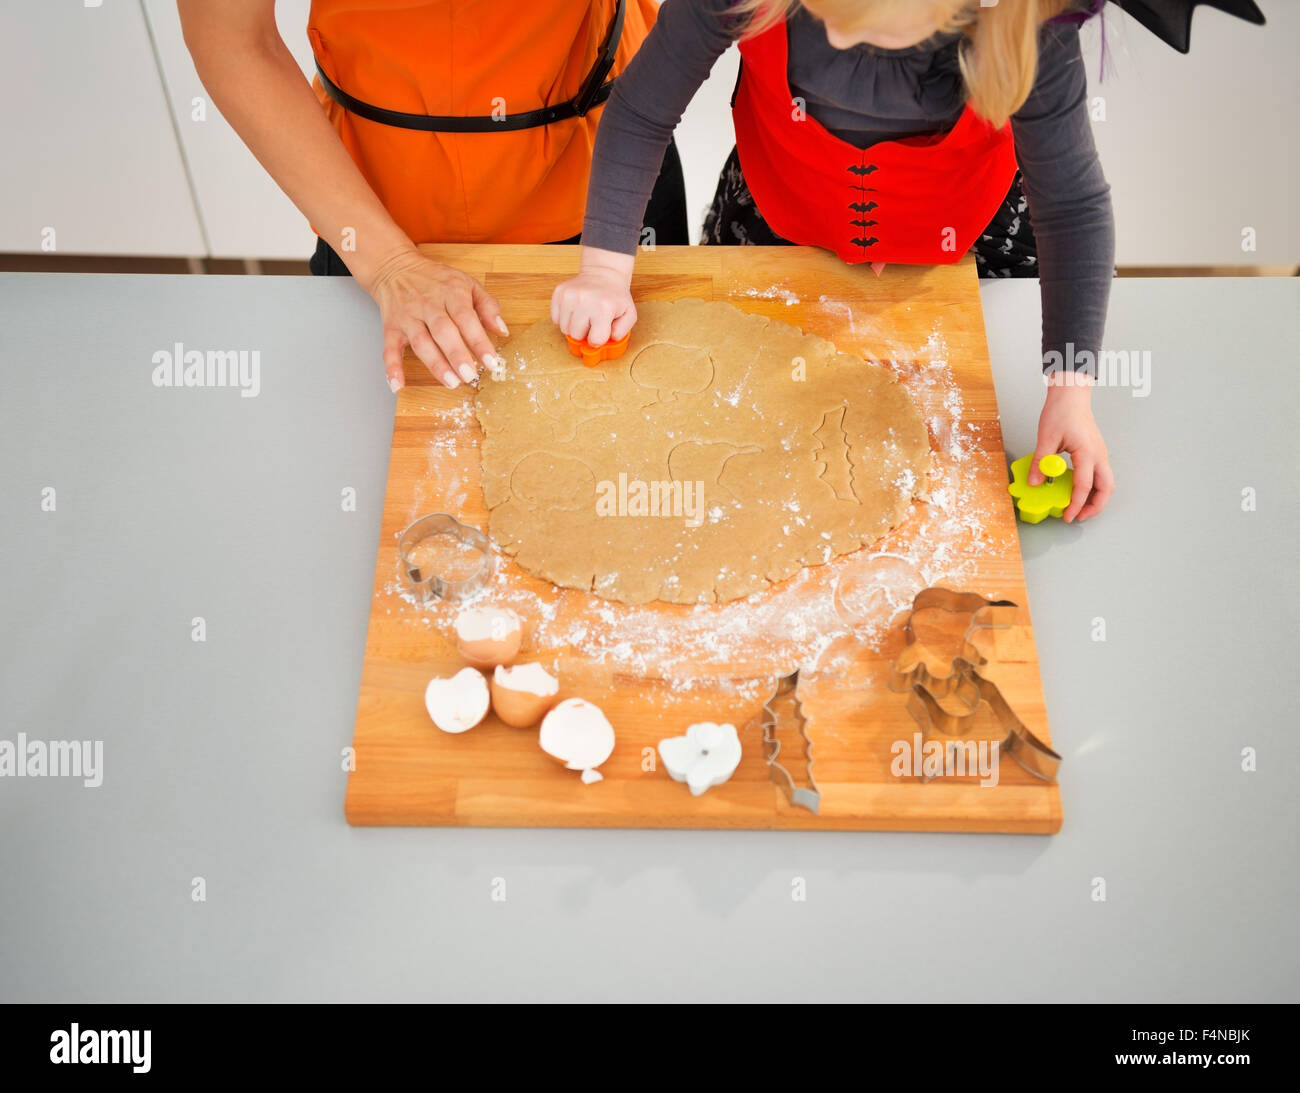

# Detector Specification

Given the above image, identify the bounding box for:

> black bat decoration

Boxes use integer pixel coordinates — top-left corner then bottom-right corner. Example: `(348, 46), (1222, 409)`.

(851, 237), (880, 248)
(849, 219), (879, 228)
(846, 163), (879, 176)
(1108, 0), (1265, 54)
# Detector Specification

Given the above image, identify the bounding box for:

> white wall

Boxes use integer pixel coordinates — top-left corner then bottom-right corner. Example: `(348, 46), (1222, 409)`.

(1078, 1), (1298, 265)
(0, 0), (1293, 264)
(673, 42), (740, 243)
(143, 0), (315, 260)
(0, 0), (203, 256)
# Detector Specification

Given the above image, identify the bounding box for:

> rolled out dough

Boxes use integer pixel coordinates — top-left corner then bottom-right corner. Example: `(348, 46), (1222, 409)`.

(475, 298), (931, 605)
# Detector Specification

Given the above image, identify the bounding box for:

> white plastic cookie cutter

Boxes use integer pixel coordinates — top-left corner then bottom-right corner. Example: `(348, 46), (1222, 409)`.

(658, 722), (743, 796)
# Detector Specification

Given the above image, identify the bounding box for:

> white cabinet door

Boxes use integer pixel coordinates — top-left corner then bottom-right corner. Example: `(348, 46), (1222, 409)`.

(1082, 2), (1298, 266)
(675, 44), (740, 244)
(143, 0), (316, 261)
(0, 0), (204, 256)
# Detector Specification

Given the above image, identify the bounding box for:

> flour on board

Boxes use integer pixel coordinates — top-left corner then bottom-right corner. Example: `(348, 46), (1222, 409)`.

(382, 310), (1011, 691)
(734, 284), (800, 306)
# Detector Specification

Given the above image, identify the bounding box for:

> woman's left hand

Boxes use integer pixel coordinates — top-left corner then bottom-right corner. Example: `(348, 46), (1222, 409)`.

(1027, 373), (1114, 522)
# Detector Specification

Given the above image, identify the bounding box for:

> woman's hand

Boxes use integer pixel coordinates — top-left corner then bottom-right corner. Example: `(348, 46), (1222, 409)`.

(362, 247), (506, 390)
(177, 2), (499, 393)
(551, 247), (637, 345)
(1028, 373), (1114, 522)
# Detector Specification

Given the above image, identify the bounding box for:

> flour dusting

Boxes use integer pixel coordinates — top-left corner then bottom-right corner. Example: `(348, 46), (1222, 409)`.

(383, 306), (1011, 690)
(735, 284), (800, 307)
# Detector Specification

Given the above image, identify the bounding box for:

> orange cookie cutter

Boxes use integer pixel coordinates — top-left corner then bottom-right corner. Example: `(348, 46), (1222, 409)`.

(565, 331), (630, 367)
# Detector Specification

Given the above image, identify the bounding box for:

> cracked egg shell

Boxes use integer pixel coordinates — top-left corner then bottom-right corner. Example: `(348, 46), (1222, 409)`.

(491, 662), (559, 728)
(538, 698), (614, 776)
(454, 606), (522, 669)
(424, 667), (490, 734)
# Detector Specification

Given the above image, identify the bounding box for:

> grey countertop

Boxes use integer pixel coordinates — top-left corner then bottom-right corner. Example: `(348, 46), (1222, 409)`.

(0, 271), (1296, 1002)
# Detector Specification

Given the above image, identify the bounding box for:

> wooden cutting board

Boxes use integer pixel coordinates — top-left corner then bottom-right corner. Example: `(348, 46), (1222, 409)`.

(345, 244), (1061, 833)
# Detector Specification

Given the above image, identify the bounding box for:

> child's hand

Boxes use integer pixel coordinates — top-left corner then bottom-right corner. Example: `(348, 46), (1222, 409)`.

(1027, 373), (1114, 522)
(363, 246), (506, 391)
(551, 247), (637, 346)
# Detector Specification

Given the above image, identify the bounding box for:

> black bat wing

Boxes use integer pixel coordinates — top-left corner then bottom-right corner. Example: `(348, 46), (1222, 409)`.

(1108, 0), (1265, 54)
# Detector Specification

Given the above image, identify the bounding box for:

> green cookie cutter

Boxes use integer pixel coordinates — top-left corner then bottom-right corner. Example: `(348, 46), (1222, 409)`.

(1008, 453), (1073, 524)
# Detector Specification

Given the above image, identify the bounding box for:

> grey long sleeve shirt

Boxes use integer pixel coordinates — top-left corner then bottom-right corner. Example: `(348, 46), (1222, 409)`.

(582, 0), (1115, 367)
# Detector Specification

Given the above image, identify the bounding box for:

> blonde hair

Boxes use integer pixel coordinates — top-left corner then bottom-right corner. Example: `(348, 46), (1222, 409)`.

(733, 0), (1073, 127)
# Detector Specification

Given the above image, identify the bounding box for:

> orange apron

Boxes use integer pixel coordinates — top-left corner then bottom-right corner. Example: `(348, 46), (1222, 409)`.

(308, 0), (658, 245)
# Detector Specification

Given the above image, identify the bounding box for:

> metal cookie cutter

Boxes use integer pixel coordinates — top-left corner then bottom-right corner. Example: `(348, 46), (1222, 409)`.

(888, 587), (1062, 783)
(760, 670), (821, 814)
(397, 513), (493, 603)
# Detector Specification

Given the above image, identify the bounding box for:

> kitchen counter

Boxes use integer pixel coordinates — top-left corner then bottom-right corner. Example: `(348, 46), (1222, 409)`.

(0, 270), (1295, 1002)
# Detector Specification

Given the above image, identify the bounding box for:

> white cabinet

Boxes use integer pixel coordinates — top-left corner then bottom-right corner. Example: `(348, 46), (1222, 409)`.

(0, 0), (204, 256)
(674, 44), (740, 243)
(0, 0), (1292, 264)
(142, 0), (317, 261)
(1080, 2), (1298, 265)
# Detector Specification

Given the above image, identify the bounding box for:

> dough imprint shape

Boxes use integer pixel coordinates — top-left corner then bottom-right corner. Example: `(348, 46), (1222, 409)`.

(475, 299), (930, 604)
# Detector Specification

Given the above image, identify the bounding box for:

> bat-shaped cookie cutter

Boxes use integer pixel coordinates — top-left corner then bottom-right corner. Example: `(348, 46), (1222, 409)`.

(888, 587), (1062, 783)
(396, 513), (494, 603)
(759, 670), (821, 813)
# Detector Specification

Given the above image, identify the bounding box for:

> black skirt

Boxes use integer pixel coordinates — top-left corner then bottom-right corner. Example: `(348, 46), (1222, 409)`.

(701, 145), (1039, 279)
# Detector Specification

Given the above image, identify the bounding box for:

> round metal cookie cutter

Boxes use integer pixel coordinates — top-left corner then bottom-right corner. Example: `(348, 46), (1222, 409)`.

(397, 513), (493, 603)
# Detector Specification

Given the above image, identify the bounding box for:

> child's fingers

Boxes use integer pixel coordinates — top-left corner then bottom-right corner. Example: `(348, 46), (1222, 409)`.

(382, 327), (408, 393)
(554, 293), (577, 338)
(1026, 440), (1059, 486)
(1064, 454), (1094, 523)
(611, 302), (638, 341)
(404, 321), (460, 388)
(566, 306), (592, 343)
(1078, 459), (1115, 520)
(586, 311), (613, 348)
